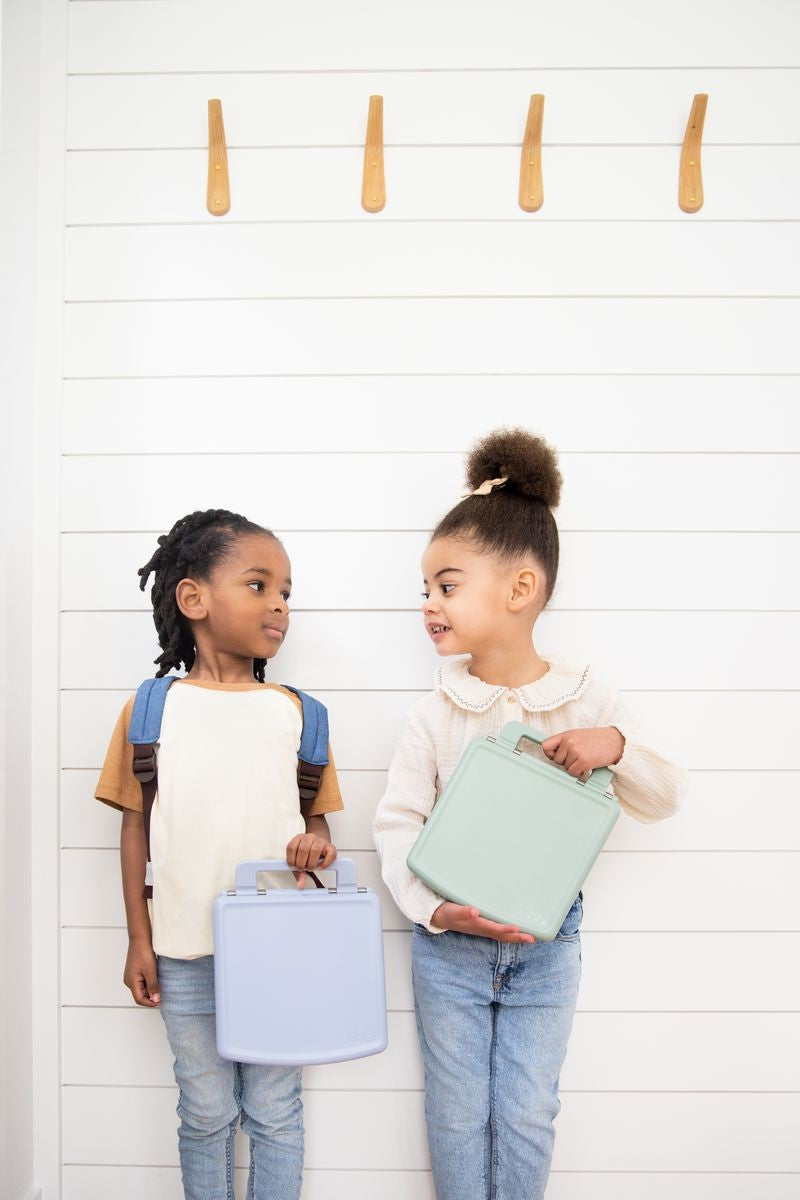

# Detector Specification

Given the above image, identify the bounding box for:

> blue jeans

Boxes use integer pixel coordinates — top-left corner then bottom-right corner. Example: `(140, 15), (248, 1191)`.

(411, 896), (582, 1200)
(157, 955), (303, 1200)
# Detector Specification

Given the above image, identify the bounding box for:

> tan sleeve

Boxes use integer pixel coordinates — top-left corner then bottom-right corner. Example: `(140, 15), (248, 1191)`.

(94, 695), (143, 813)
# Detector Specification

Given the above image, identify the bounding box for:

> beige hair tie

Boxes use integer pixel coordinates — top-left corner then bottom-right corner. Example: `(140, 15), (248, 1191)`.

(463, 476), (508, 498)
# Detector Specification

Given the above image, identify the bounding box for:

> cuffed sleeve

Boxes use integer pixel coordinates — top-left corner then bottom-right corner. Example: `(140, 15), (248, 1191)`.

(602, 692), (689, 823)
(372, 703), (446, 933)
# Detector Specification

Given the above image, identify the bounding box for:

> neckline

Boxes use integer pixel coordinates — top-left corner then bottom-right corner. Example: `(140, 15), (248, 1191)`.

(436, 654), (591, 713)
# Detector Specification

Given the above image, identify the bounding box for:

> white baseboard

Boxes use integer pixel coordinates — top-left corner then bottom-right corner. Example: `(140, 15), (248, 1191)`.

(26, 1189), (42, 1200)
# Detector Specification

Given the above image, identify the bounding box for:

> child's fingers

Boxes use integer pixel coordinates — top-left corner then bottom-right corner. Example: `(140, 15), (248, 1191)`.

(563, 749), (582, 774)
(541, 734), (560, 758)
(292, 843), (311, 869)
(318, 842), (337, 868)
(447, 903), (480, 922)
(300, 839), (327, 869)
(545, 736), (570, 765)
(487, 923), (535, 944)
(293, 869), (307, 890)
(463, 913), (535, 943)
(129, 974), (147, 1005)
(287, 836), (318, 869)
(131, 970), (160, 1007)
(310, 839), (335, 868)
(145, 967), (161, 1006)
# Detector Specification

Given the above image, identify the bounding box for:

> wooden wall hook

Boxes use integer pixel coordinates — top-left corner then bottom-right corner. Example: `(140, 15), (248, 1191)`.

(362, 95), (386, 213)
(207, 99), (231, 216)
(679, 93), (708, 213)
(519, 94), (545, 212)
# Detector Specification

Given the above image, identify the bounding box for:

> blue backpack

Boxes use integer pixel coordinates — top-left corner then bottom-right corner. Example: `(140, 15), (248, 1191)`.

(127, 676), (330, 898)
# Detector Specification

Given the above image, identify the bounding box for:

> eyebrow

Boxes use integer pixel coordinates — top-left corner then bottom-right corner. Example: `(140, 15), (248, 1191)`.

(242, 567), (293, 587)
(423, 567), (465, 584)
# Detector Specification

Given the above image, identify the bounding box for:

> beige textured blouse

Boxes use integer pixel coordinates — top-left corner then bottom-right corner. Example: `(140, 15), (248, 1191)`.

(373, 654), (688, 933)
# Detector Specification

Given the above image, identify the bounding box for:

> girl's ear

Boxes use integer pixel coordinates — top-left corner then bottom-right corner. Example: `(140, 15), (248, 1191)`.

(508, 567), (544, 613)
(175, 577), (207, 622)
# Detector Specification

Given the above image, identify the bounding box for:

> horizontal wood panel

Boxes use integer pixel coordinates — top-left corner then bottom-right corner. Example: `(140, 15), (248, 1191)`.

(65, 223), (800, 301)
(60, 609), (800, 691)
(62, 928), (800, 1012)
(62, 1166), (428, 1200)
(61, 1086), (429, 1170)
(67, 2), (800, 72)
(545, 1177), (800, 1200)
(65, 146), (800, 224)
(61, 1008), (424, 1090)
(61, 1165), (800, 1200)
(59, 529), (800, 612)
(61, 1085), (800, 1169)
(62, 768), (800, 853)
(62, 299), (800, 377)
(66, 69), (800, 149)
(553, 1093), (800, 1172)
(61, 1006), (800, 1091)
(59, 379), (800, 454)
(60, 846), (800, 932)
(60, 450), (799, 532)
(61, 689), (800, 771)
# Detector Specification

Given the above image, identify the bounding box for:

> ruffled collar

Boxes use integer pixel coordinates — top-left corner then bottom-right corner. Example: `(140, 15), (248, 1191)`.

(435, 654), (591, 714)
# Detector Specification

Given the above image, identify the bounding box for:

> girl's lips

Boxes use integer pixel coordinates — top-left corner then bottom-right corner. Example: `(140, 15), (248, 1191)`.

(264, 627), (284, 639)
(428, 625), (450, 642)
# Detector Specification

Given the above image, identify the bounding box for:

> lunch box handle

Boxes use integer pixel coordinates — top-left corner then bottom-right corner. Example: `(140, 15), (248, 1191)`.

(233, 857), (359, 895)
(495, 721), (614, 794)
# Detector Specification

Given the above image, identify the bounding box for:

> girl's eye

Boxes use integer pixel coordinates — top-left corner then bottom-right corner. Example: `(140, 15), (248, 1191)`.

(248, 581), (263, 591)
(421, 591), (430, 600)
(441, 583), (454, 594)
(281, 592), (291, 602)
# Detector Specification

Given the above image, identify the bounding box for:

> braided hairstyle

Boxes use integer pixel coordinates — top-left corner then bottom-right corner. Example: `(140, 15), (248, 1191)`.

(138, 508), (277, 681)
(432, 427), (563, 604)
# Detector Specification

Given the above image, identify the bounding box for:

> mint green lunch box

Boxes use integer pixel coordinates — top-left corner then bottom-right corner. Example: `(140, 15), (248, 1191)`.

(406, 721), (620, 941)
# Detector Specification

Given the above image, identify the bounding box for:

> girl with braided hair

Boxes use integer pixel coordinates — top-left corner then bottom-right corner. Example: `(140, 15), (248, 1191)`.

(95, 508), (344, 1200)
(373, 429), (687, 1200)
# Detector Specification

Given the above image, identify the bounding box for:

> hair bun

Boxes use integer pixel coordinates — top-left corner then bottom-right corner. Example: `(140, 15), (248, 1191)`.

(465, 427), (562, 508)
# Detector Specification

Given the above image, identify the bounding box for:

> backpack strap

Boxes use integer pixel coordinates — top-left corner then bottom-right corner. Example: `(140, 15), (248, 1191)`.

(281, 685), (330, 807)
(129, 676), (179, 899)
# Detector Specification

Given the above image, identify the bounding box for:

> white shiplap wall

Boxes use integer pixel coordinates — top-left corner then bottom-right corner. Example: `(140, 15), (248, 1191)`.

(58, 2), (800, 1198)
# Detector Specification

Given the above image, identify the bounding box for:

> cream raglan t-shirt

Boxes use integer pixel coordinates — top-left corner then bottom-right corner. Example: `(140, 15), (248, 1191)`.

(96, 680), (343, 959)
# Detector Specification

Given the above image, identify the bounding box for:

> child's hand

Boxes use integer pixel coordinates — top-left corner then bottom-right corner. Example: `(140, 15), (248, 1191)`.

(124, 937), (160, 1007)
(541, 726), (624, 777)
(431, 902), (535, 944)
(285, 832), (337, 890)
